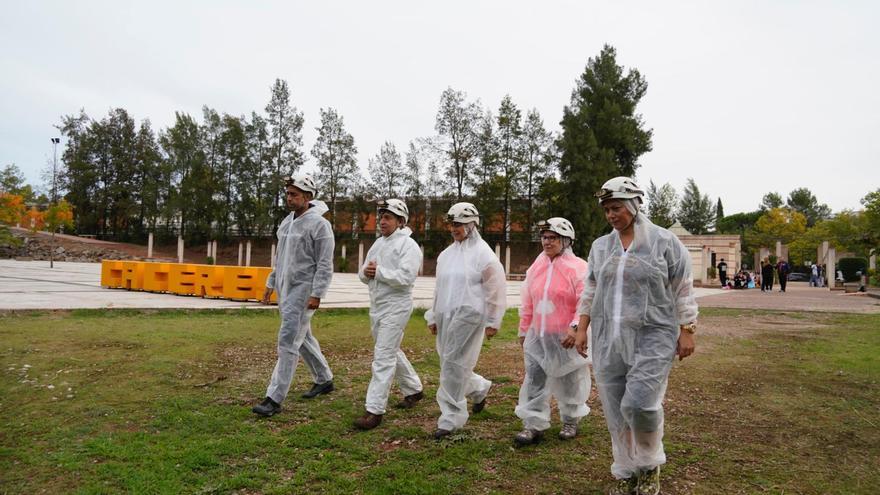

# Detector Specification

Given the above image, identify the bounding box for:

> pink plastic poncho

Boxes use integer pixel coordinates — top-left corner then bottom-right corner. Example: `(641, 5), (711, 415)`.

(519, 250), (588, 337)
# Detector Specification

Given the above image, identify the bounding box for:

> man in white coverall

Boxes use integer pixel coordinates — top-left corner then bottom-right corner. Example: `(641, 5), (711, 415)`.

(426, 202), (507, 439)
(353, 199), (425, 430)
(252, 174), (336, 417)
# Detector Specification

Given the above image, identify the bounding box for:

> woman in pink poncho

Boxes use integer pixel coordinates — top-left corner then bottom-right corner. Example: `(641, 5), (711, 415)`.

(513, 217), (591, 446)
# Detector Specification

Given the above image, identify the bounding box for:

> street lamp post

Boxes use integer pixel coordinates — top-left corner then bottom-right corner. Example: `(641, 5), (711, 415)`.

(50, 137), (60, 268)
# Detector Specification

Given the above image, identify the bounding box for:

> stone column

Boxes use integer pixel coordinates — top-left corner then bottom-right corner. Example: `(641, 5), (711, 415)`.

(827, 247), (837, 286)
(505, 245), (511, 275)
(238, 242), (243, 266)
(420, 245), (425, 276)
(775, 241), (782, 259)
(870, 254), (876, 271)
(177, 236), (184, 263)
(147, 232), (154, 259)
(358, 242), (364, 272)
(246, 241), (252, 267)
(212, 240), (218, 263)
(495, 244), (501, 260)
(270, 243), (276, 268)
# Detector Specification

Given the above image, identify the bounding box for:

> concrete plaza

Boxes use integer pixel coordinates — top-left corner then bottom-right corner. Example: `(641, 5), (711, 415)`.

(0, 259), (741, 311)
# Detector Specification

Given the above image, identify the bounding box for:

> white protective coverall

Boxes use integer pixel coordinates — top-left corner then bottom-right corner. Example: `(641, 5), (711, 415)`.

(425, 226), (507, 431)
(358, 226), (424, 415)
(577, 212), (698, 479)
(515, 249), (591, 431)
(264, 200), (335, 404)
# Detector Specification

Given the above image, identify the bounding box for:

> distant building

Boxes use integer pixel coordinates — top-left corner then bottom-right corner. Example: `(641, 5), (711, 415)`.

(669, 221), (742, 286)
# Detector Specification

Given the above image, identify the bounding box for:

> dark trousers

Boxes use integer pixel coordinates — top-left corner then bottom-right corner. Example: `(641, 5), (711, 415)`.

(778, 274), (787, 292)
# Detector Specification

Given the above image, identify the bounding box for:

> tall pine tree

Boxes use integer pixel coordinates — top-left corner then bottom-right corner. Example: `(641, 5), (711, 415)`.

(557, 44), (653, 254)
(311, 107), (358, 229)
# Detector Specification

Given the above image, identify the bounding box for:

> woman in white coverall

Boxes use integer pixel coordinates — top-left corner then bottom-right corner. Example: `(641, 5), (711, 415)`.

(354, 199), (424, 430)
(252, 174), (336, 417)
(425, 202), (507, 440)
(514, 217), (590, 446)
(574, 177), (697, 495)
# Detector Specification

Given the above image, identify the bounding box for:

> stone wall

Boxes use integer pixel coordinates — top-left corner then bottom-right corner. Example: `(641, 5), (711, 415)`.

(0, 231), (135, 262)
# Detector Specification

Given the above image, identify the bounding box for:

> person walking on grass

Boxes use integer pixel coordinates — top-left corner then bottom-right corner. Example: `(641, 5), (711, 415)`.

(354, 199), (425, 430)
(252, 174), (336, 417)
(513, 217), (591, 447)
(425, 202), (507, 440)
(574, 177), (698, 495)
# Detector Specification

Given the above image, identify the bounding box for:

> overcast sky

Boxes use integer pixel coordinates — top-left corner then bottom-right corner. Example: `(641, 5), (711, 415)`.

(2, 1), (878, 215)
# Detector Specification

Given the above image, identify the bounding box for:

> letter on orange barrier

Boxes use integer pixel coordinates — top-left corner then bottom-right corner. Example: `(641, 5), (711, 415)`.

(169, 264), (198, 295)
(143, 263), (171, 292)
(121, 261), (145, 290)
(101, 260), (124, 288)
(194, 265), (225, 298)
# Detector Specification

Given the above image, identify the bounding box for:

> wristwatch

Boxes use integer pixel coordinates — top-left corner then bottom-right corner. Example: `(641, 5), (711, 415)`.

(679, 322), (697, 334)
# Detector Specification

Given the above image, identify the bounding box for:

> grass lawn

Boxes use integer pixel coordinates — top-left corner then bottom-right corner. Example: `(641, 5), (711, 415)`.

(1, 308), (878, 494)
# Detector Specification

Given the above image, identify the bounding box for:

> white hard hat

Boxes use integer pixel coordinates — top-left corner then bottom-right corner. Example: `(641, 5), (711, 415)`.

(595, 176), (644, 204)
(446, 202), (480, 225)
(284, 173), (318, 196)
(377, 198), (409, 223)
(537, 217), (576, 240)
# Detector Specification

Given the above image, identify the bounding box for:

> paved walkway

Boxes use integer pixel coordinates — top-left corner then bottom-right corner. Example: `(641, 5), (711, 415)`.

(697, 281), (880, 313)
(0, 260), (735, 311)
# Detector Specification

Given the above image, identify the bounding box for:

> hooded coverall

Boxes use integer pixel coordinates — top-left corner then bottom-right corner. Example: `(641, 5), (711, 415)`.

(264, 200), (335, 404)
(425, 227), (507, 431)
(578, 213), (698, 479)
(358, 226), (424, 415)
(516, 249), (591, 431)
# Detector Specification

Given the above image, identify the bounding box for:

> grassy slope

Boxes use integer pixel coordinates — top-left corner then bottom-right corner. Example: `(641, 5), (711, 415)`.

(0, 308), (877, 494)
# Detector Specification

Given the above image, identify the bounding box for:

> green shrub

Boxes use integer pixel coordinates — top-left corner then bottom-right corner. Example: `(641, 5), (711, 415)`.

(838, 257), (868, 282)
(0, 225), (22, 247)
(337, 256), (349, 273)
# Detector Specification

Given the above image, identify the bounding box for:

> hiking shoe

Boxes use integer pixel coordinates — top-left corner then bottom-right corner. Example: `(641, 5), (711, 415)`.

(513, 428), (544, 447)
(432, 428), (452, 440)
(301, 381), (334, 399)
(472, 398), (487, 414)
(636, 466), (660, 495)
(558, 422), (578, 440)
(607, 476), (638, 495)
(353, 412), (383, 430)
(252, 397), (281, 417)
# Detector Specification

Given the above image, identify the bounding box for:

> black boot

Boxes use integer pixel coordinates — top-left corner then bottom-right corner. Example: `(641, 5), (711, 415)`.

(301, 381), (334, 399)
(252, 397), (281, 417)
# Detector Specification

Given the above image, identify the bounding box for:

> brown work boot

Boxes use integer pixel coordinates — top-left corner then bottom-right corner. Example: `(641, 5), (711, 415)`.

(353, 411), (383, 430)
(395, 391), (424, 409)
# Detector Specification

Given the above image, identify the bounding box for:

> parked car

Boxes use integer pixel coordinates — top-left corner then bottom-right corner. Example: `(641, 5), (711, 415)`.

(787, 272), (810, 282)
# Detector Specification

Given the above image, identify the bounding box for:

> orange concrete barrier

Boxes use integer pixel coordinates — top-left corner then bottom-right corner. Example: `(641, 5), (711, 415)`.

(168, 264), (198, 295)
(143, 263), (171, 292)
(121, 261), (145, 290)
(222, 267), (260, 300)
(100, 260), (277, 303)
(194, 264), (225, 298)
(101, 260), (124, 288)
